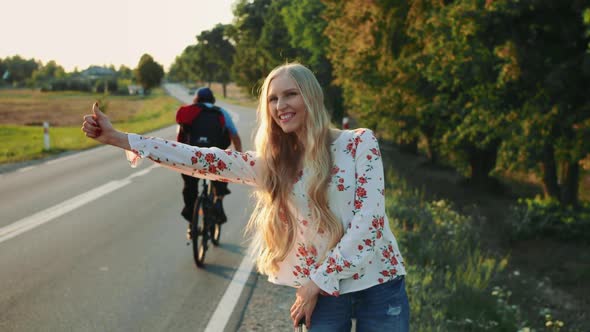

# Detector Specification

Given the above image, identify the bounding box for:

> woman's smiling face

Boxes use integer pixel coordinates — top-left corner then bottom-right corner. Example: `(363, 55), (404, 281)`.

(267, 72), (307, 135)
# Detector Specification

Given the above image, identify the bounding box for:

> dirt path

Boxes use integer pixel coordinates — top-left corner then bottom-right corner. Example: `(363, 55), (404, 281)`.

(381, 142), (589, 331)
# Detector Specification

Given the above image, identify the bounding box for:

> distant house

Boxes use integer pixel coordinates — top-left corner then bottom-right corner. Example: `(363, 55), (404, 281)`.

(127, 85), (144, 95)
(80, 66), (116, 79)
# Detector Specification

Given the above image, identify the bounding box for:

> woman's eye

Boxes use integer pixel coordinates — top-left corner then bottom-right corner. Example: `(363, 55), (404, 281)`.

(268, 96), (277, 102)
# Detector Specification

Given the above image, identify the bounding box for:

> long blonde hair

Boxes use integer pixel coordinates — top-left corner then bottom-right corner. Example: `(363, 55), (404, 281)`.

(247, 63), (343, 275)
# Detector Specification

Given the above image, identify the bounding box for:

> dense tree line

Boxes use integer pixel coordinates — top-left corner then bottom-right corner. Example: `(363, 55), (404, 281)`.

(322, 0), (590, 207)
(1, 54), (164, 94)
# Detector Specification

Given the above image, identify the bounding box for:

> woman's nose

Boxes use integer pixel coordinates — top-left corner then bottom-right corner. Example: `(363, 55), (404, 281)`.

(276, 97), (286, 110)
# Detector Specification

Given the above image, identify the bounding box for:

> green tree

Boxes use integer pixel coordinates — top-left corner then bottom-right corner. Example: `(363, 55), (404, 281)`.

(135, 54), (164, 93)
(2, 55), (39, 86)
(230, 0), (272, 95)
(493, 0), (590, 206)
(196, 24), (236, 97)
(31, 60), (66, 86)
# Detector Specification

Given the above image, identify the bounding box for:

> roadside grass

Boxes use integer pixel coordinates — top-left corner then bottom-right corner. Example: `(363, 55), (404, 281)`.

(382, 142), (587, 331)
(384, 173), (522, 331)
(0, 88), (179, 164)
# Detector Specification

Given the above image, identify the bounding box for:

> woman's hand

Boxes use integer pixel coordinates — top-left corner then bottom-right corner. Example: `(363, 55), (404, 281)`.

(82, 103), (130, 150)
(290, 280), (321, 329)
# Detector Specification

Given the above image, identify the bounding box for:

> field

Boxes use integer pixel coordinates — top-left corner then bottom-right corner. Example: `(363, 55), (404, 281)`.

(0, 88), (180, 164)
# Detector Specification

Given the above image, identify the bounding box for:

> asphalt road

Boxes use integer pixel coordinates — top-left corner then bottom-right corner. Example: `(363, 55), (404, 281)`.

(0, 84), (259, 331)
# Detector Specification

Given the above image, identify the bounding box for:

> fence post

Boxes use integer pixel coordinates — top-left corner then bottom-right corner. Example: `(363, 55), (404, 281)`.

(43, 121), (50, 151)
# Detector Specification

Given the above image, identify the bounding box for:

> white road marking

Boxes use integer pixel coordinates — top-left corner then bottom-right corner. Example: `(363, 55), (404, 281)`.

(17, 166), (35, 173)
(0, 165), (157, 244)
(205, 247), (256, 332)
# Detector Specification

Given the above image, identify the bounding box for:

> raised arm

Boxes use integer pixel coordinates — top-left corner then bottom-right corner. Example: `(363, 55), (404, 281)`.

(82, 103), (260, 186)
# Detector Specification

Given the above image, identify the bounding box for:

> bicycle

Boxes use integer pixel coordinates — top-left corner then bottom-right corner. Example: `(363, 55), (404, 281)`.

(187, 178), (222, 267)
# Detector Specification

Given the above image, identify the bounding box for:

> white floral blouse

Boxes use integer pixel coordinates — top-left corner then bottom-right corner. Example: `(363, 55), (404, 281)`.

(126, 128), (406, 296)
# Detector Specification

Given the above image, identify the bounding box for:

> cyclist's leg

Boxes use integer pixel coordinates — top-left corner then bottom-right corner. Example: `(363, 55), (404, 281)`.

(181, 174), (200, 222)
(211, 181), (230, 223)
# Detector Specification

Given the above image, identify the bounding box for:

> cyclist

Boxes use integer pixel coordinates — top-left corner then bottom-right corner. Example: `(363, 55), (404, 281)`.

(176, 87), (242, 224)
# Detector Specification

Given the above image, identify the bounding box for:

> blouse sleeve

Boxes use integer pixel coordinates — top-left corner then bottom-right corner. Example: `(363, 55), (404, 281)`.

(126, 133), (260, 186)
(309, 129), (386, 295)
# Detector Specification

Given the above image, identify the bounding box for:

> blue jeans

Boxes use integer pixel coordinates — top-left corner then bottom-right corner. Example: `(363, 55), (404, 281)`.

(308, 277), (409, 332)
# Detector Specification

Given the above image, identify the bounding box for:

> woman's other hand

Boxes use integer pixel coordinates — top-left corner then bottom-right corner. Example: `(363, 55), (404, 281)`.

(290, 280), (321, 329)
(82, 103), (130, 150)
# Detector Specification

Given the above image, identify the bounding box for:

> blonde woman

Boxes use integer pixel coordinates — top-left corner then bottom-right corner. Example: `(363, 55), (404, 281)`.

(82, 63), (409, 331)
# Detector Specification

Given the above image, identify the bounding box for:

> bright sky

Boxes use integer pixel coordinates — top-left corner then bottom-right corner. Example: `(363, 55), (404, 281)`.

(0, 0), (236, 72)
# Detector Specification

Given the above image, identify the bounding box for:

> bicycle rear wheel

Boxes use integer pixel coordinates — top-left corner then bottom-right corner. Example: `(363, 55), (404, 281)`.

(191, 197), (207, 267)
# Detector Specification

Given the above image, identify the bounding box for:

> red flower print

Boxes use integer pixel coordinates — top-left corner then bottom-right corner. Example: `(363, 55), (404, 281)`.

(346, 143), (353, 151)
(310, 246), (318, 256)
(366, 154), (372, 160)
(196, 151), (202, 158)
(208, 165), (217, 173)
(390, 256), (399, 265)
(372, 218), (379, 228)
(225, 150), (232, 155)
(335, 265), (343, 272)
(344, 260), (351, 268)
(389, 269), (398, 276)
(328, 257), (336, 265)
(378, 278), (384, 283)
(339, 178), (344, 183)
(337, 184), (345, 191)
(306, 257), (315, 266)
(364, 239), (372, 246)
(354, 200), (363, 209)
(295, 265), (302, 272)
(217, 160), (227, 171)
(298, 246), (308, 257)
(242, 154), (248, 161)
(370, 147), (380, 156)
(380, 270), (390, 276)
(172, 143), (177, 147)
(358, 177), (367, 184)
(356, 187), (367, 198)
(332, 291), (340, 297)
(353, 273), (359, 280)
(292, 271), (298, 276)
(358, 244), (364, 250)
(376, 230), (382, 239)
(326, 267), (334, 274)
(250, 161), (255, 166)
(382, 249), (391, 259)
(302, 219), (308, 226)
(331, 166), (339, 175)
(191, 156), (198, 165)
(205, 153), (215, 163)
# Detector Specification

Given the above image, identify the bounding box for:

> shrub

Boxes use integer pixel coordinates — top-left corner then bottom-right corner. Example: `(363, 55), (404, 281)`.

(507, 197), (590, 242)
(385, 170), (520, 330)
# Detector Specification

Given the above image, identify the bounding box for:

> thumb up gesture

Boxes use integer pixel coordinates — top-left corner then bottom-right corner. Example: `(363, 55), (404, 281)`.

(82, 102), (128, 149)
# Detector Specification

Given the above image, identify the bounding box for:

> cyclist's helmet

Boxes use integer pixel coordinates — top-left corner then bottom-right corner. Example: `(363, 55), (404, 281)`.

(195, 87), (215, 104)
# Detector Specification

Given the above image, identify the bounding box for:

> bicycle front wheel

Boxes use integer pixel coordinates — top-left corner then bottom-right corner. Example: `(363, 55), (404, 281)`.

(211, 223), (221, 246)
(191, 197), (207, 267)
